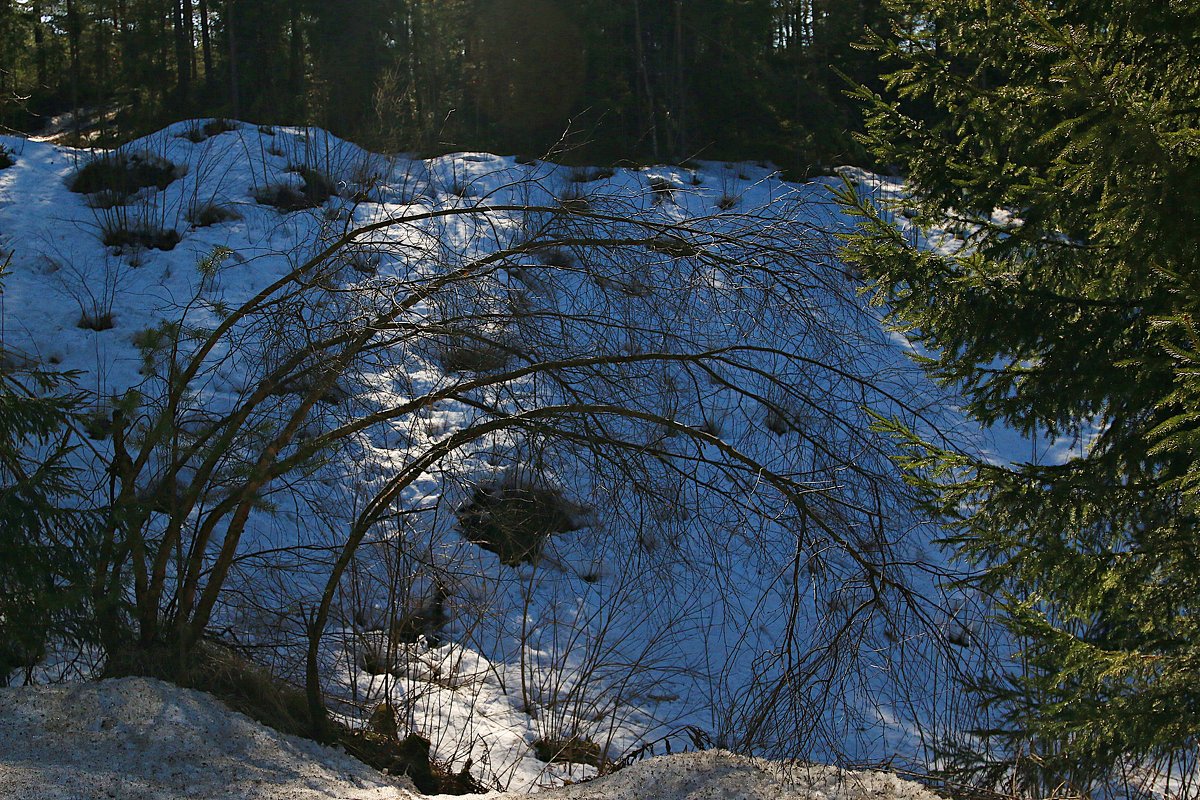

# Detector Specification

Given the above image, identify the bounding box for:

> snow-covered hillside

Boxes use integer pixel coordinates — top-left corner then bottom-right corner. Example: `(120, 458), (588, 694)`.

(0, 677), (946, 800)
(0, 121), (980, 790)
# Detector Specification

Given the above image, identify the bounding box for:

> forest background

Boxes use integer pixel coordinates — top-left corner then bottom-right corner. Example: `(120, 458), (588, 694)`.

(0, 0), (887, 169)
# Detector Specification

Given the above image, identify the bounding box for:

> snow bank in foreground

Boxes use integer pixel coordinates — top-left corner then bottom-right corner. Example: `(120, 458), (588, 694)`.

(0, 678), (943, 800)
(538, 752), (942, 800)
(0, 677), (418, 800)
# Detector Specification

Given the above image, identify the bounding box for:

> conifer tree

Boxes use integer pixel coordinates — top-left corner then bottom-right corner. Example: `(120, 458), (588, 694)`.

(0, 284), (96, 683)
(839, 0), (1200, 794)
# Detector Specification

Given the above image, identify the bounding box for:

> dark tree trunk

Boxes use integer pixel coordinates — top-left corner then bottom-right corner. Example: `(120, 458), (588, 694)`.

(172, 0), (191, 106)
(226, 0), (239, 118)
(199, 0), (213, 81)
(66, 0), (81, 138)
(288, 0), (303, 117)
(670, 0), (685, 159)
(32, 3), (47, 92)
(631, 0), (658, 160)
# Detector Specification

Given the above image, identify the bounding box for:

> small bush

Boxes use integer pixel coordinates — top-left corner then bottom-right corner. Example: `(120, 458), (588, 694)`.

(0, 147), (14, 170)
(715, 193), (738, 211)
(253, 168), (335, 211)
(132, 322), (180, 372)
(456, 482), (580, 566)
(70, 152), (179, 199)
(102, 224), (181, 252)
(189, 201), (242, 227)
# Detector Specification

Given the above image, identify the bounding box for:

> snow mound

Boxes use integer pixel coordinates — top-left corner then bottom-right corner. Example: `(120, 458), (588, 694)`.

(0, 677), (418, 800)
(0, 678), (943, 800)
(538, 751), (941, 800)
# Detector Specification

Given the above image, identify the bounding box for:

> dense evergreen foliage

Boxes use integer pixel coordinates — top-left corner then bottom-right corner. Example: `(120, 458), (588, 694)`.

(0, 0), (889, 167)
(841, 0), (1200, 794)
(0, 289), (95, 685)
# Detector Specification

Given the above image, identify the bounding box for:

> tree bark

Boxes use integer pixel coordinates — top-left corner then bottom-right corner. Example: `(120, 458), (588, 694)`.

(172, 0), (191, 107)
(199, 0), (212, 81)
(226, 0), (239, 117)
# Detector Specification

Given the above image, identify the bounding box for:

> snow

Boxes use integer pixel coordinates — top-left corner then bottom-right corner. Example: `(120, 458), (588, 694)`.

(0, 120), (995, 790)
(0, 677), (946, 800)
(0, 677), (419, 800)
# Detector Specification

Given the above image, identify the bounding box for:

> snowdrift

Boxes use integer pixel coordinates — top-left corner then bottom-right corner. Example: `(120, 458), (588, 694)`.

(0, 677), (943, 800)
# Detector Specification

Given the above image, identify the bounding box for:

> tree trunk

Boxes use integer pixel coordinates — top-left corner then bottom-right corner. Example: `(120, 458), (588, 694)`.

(199, 0), (213, 81)
(671, 0), (685, 159)
(66, 0), (81, 139)
(288, 0), (303, 118)
(631, 0), (658, 161)
(226, 0), (239, 118)
(172, 0), (191, 107)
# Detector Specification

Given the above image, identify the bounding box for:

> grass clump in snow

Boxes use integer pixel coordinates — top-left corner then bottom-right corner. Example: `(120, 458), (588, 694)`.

(202, 118), (238, 137)
(342, 722), (485, 794)
(188, 201), (242, 228)
(0, 146), (13, 170)
(456, 481), (580, 566)
(70, 152), (180, 200)
(101, 223), (181, 252)
(254, 167), (335, 211)
(569, 165), (615, 183)
(179, 118), (238, 143)
(647, 175), (676, 204)
(436, 330), (511, 374)
(557, 184), (590, 213)
(77, 310), (115, 332)
(533, 736), (605, 768)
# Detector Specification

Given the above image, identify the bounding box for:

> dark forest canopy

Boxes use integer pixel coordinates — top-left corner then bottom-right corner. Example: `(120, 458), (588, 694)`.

(0, 0), (888, 168)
